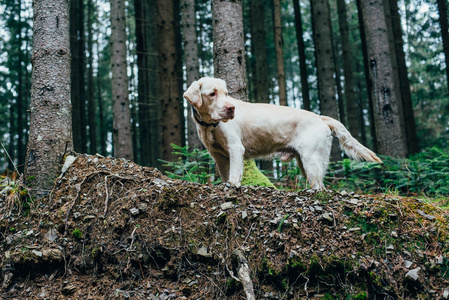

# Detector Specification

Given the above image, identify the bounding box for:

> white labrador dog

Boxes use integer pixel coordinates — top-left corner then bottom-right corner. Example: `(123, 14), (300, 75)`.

(183, 77), (382, 189)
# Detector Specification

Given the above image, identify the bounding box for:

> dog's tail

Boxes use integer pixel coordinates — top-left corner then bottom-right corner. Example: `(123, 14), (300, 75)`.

(321, 116), (383, 163)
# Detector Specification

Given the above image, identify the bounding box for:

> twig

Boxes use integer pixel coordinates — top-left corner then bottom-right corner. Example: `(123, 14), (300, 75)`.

(329, 207), (337, 227)
(128, 226), (138, 251)
(225, 263), (240, 282)
(138, 261), (145, 279)
(232, 250), (256, 300)
(103, 176), (109, 217)
(304, 275), (310, 298)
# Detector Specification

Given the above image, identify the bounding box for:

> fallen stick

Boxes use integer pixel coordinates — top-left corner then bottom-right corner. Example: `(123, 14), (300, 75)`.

(233, 249), (255, 300)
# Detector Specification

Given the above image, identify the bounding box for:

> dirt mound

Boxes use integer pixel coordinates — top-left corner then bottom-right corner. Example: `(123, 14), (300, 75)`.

(1, 153), (449, 299)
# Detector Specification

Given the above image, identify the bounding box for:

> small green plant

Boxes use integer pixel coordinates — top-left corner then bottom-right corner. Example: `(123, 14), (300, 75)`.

(72, 228), (83, 239)
(1, 175), (33, 213)
(278, 214), (289, 232)
(326, 146), (449, 196)
(161, 144), (218, 184)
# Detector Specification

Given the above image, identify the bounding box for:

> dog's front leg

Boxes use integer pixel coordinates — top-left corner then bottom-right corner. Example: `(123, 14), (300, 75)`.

(210, 152), (230, 183)
(227, 143), (245, 187)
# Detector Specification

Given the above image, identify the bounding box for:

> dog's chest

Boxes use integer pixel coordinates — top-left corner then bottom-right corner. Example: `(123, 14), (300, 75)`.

(199, 128), (229, 156)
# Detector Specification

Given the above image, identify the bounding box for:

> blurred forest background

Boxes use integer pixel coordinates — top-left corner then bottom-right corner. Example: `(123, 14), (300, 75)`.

(0, 0), (448, 195)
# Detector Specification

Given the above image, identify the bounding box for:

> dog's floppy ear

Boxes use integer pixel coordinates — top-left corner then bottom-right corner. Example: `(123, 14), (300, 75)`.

(183, 81), (202, 108)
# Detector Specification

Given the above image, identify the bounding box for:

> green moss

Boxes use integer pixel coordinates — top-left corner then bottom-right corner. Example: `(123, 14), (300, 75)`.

(307, 256), (324, 277)
(352, 292), (368, 300)
(314, 190), (333, 203)
(258, 258), (287, 291)
(72, 228), (83, 239)
(241, 160), (275, 187)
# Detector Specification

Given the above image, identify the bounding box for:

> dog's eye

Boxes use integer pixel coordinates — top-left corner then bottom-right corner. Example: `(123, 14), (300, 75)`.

(210, 92), (216, 97)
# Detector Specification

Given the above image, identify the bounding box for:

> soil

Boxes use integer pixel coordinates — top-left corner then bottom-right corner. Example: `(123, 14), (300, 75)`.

(1, 153), (448, 299)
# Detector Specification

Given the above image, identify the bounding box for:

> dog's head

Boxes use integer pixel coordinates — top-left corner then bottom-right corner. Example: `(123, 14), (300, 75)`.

(183, 77), (235, 123)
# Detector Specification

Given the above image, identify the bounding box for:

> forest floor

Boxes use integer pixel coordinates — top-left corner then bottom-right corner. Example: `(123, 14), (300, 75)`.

(1, 153), (449, 299)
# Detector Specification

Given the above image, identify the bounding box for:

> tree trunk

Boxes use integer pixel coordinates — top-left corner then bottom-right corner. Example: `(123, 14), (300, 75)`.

(110, 0), (134, 161)
(87, 0), (97, 155)
(135, 0), (154, 166)
(272, 0), (288, 106)
(359, 0), (407, 157)
(25, 0), (73, 197)
(355, 0), (377, 151)
(96, 38), (107, 157)
(23, 20), (32, 165)
(383, 0), (407, 144)
(437, 0), (449, 93)
(16, 0), (26, 172)
(127, 8), (139, 163)
(181, 0), (203, 150)
(212, 0), (248, 100)
(389, 0), (419, 154)
(293, 0), (311, 111)
(337, 0), (360, 139)
(310, 0), (341, 161)
(70, 0), (86, 153)
(157, 0), (185, 163)
(250, 0), (272, 171)
(250, 0), (269, 104)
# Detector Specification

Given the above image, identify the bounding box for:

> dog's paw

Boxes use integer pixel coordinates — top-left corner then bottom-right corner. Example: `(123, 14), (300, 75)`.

(227, 180), (241, 188)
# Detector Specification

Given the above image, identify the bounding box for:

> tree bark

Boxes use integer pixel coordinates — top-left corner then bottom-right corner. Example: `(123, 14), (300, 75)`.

(25, 0), (73, 197)
(16, 0), (26, 172)
(110, 0), (134, 161)
(333, 48), (345, 126)
(359, 0), (407, 157)
(355, 0), (377, 152)
(157, 0), (185, 163)
(96, 38), (107, 157)
(272, 0), (288, 106)
(337, 0), (360, 139)
(70, 0), (86, 153)
(181, 0), (203, 150)
(437, 0), (449, 93)
(249, 0), (273, 171)
(135, 0), (155, 166)
(389, 0), (419, 154)
(212, 0), (248, 100)
(135, 0), (146, 165)
(310, 0), (341, 161)
(293, 0), (311, 111)
(250, 0), (269, 104)
(87, 0), (97, 155)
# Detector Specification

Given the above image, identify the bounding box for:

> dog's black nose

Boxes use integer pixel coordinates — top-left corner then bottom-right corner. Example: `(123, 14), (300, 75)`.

(226, 105), (235, 113)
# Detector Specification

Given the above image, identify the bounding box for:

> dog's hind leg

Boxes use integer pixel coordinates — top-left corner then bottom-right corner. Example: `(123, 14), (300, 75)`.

(294, 153), (307, 180)
(294, 133), (332, 190)
(300, 154), (328, 190)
